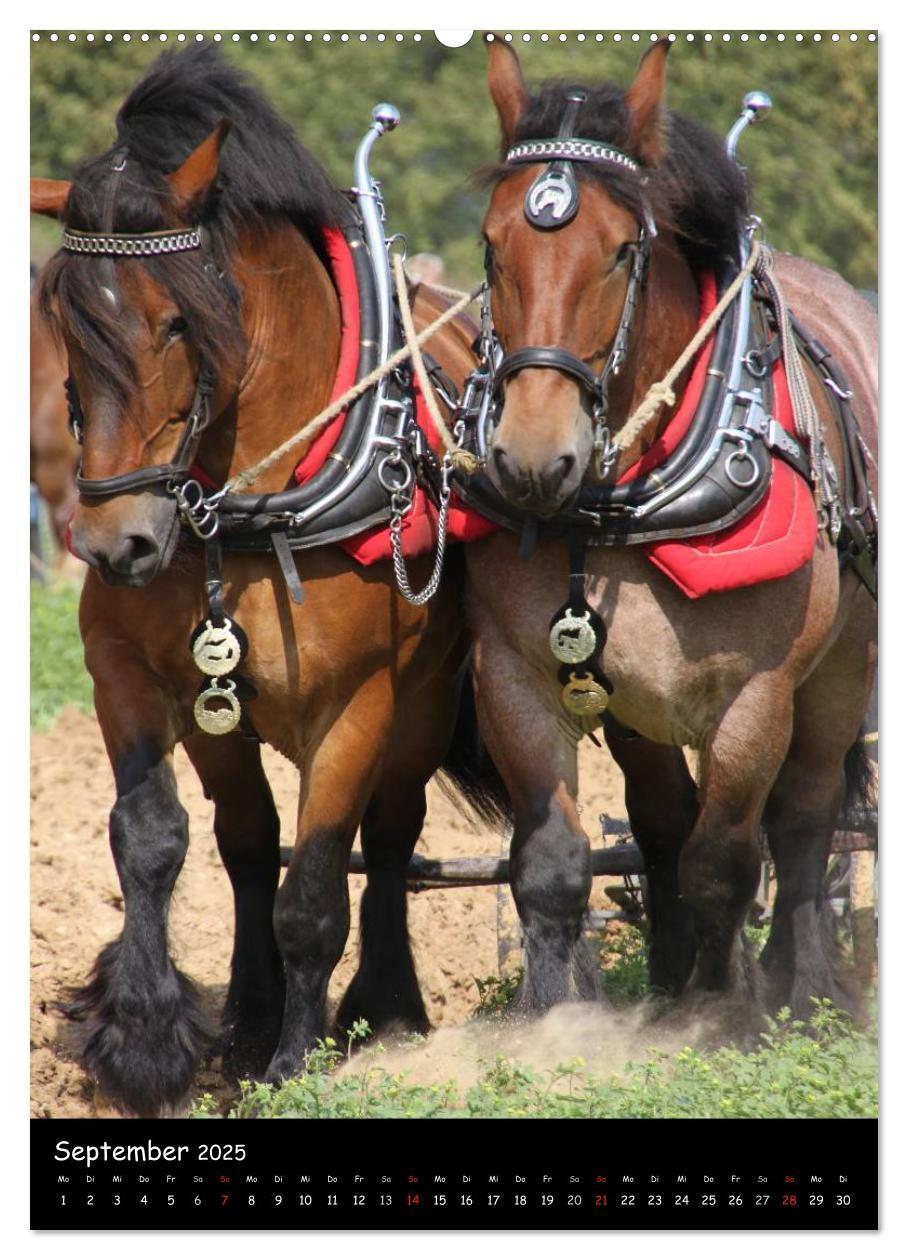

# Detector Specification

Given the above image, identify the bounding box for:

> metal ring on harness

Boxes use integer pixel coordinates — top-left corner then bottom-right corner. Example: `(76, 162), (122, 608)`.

(725, 440), (761, 489)
(377, 451), (414, 495)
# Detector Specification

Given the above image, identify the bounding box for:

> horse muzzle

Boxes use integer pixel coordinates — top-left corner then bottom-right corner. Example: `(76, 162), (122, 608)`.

(68, 494), (180, 587)
(489, 443), (580, 514)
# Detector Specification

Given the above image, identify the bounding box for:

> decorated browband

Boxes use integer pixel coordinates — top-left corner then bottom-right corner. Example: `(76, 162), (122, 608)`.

(505, 91), (653, 234)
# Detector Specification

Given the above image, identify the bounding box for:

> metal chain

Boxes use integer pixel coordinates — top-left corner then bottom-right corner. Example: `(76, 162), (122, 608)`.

(389, 459), (453, 606)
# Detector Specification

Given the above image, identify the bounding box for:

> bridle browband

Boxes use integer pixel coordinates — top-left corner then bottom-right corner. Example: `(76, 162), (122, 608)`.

(486, 93), (656, 475)
(61, 224), (218, 503)
(62, 226), (202, 257)
(506, 138), (641, 173)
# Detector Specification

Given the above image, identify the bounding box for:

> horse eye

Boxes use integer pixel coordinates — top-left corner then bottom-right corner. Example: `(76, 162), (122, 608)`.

(167, 315), (188, 339)
(615, 242), (633, 266)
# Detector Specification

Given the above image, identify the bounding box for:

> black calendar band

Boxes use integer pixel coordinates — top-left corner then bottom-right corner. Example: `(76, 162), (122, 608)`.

(31, 1117), (878, 1231)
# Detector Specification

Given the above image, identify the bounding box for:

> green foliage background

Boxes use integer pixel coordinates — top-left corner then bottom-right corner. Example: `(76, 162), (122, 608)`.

(31, 31), (876, 289)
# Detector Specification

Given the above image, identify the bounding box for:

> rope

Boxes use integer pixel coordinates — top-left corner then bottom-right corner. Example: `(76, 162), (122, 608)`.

(392, 255), (482, 474)
(224, 275), (484, 493)
(612, 235), (762, 453)
(413, 279), (477, 304)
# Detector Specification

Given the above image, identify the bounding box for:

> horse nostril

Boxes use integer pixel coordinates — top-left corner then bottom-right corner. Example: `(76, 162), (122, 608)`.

(492, 444), (521, 491)
(541, 453), (577, 499)
(109, 534), (160, 573)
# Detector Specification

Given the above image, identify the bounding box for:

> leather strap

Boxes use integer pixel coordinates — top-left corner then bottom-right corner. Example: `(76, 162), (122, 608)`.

(75, 362), (216, 498)
(270, 529), (305, 604)
(494, 346), (602, 402)
(204, 533), (226, 625)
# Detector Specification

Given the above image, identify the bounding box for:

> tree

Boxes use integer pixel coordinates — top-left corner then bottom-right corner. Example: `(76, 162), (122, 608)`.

(30, 32), (877, 290)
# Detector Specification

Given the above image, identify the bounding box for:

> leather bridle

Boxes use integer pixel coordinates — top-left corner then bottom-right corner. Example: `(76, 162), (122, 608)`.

(72, 362), (216, 499)
(484, 94), (656, 475)
(490, 227), (650, 474)
(61, 224), (219, 503)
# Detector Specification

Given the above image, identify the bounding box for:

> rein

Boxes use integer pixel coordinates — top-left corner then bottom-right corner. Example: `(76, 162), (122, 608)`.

(611, 234), (761, 453)
(59, 107), (487, 631)
(224, 270), (481, 495)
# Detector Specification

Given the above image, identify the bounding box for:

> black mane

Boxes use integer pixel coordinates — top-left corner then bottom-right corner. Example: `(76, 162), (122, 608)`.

(485, 77), (750, 269)
(39, 45), (346, 403)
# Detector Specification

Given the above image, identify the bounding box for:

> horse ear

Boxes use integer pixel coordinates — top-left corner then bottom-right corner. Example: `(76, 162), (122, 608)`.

(625, 38), (670, 166)
(486, 35), (529, 148)
(167, 119), (232, 212)
(31, 178), (71, 219)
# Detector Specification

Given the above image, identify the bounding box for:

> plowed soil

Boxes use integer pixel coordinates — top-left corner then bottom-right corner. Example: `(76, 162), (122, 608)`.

(30, 709), (626, 1118)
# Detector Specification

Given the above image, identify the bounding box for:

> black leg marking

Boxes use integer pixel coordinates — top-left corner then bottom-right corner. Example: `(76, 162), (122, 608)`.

(184, 737), (286, 1081)
(62, 742), (210, 1115)
(607, 736), (698, 996)
(336, 788), (429, 1039)
(510, 795), (596, 1012)
(266, 827), (351, 1083)
(679, 820), (764, 1004)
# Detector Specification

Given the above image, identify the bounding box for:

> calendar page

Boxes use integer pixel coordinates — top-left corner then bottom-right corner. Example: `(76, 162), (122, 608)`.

(29, 21), (878, 1232)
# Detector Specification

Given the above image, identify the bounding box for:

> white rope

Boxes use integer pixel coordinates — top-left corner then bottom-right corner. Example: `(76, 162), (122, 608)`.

(224, 276), (483, 493)
(392, 255), (481, 474)
(612, 235), (762, 453)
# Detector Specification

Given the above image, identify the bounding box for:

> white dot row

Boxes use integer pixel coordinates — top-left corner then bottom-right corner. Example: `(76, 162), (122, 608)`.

(30, 31), (878, 45)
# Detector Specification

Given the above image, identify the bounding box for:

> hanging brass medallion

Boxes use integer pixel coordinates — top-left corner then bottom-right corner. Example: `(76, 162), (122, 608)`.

(191, 618), (244, 678)
(561, 670), (610, 718)
(549, 609), (598, 664)
(194, 678), (242, 735)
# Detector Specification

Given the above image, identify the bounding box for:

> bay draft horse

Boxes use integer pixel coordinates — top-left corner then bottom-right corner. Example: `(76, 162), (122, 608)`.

(468, 38), (877, 1027)
(31, 46), (502, 1115)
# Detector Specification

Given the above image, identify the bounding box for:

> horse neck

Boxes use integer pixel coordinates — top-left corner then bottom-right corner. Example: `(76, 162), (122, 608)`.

(201, 219), (341, 493)
(609, 239), (701, 474)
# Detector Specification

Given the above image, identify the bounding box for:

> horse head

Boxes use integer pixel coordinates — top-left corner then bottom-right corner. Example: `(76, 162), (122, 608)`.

(481, 37), (674, 514)
(31, 122), (238, 586)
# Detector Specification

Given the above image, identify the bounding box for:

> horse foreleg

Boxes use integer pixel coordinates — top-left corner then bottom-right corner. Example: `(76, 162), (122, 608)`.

(337, 660), (467, 1037)
(334, 779), (431, 1040)
(604, 731), (698, 995)
(65, 658), (209, 1115)
(265, 683), (391, 1083)
(473, 646), (594, 1011)
(183, 732), (284, 1078)
(762, 598), (876, 1019)
(679, 679), (793, 1012)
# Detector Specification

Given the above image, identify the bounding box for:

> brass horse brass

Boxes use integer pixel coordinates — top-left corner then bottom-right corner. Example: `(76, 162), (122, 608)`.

(192, 618), (243, 678)
(561, 670), (610, 718)
(194, 678), (242, 735)
(549, 609), (598, 664)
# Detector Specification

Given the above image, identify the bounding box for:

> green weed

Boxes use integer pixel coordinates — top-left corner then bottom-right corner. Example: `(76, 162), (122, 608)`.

(192, 1000), (877, 1121)
(30, 581), (91, 729)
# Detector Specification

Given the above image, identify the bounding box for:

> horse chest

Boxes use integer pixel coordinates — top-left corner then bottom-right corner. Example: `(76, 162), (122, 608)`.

(582, 567), (732, 745)
(594, 614), (701, 744)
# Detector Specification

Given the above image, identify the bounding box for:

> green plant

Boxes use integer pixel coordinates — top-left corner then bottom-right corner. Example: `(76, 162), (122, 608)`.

(191, 1000), (877, 1121)
(30, 580), (92, 728)
(472, 970), (523, 1018)
(598, 924), (650, 1007)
